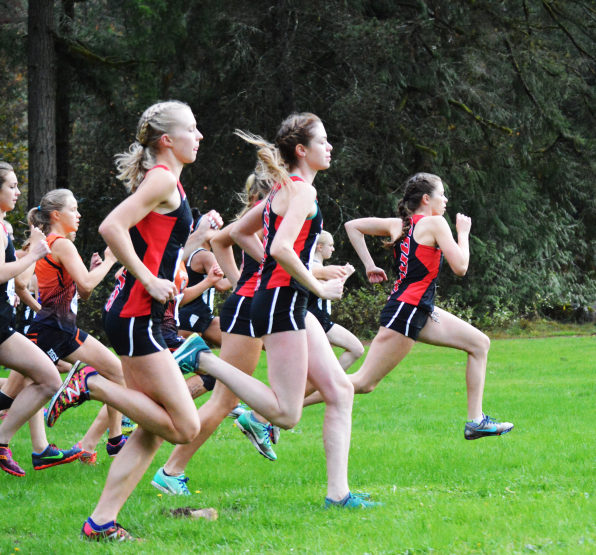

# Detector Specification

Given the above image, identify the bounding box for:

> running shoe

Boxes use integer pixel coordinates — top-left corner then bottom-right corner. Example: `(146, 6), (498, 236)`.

(75, 442), (98, 466)
(173, 333), (211, 374)
(81, 519), (135, 542)
(151, 467), (191, 496)
(0, 446), (25, 477)
(106, 435), (128, 457)
(464, 413), (514, 440)
(235, 410), (277, 461)
(32, 443), (83, 470)
(269, 424), (281, 445)
(121, 416), (137, 435)
(46, 361), (97, 428)
(227, 402), (248, 419)
(324, 492), (383, 509)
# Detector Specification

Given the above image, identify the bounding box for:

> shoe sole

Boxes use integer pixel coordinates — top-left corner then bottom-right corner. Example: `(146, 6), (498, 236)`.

(150, 480), (190, 496)
(0, 465), (25, 477)
(46, 363), (80, 428)
(465, 424), (514, 440)
(235, 420), (277, 461)
(33, 450), (84, 470)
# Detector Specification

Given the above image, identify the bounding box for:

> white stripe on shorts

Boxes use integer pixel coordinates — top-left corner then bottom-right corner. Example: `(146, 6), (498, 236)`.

(288, 290), (298, 330)
(128, 317), (135, 357)
(226, 296), (245, 333)
(386, 301), (405, 329)
(404, 306), (417, 337)
(267, 287), (281, 335)
(147, 318), (164, 352)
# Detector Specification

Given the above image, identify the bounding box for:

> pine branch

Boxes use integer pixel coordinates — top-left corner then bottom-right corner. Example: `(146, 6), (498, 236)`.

(447, 100), (514, 135)
(398, 125), (437, 157)
(541, 0), (596, 62)
(504, 37), (543, 114)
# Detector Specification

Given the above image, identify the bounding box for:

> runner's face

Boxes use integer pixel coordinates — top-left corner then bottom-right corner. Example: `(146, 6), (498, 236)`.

(56, 195), (81, 233)
(167, 107), (203, 164)
(302, 122), (332, 171)
(429, 179), (447, 216)
(0, 172), (20, 213)
(319, 239), (334, 260)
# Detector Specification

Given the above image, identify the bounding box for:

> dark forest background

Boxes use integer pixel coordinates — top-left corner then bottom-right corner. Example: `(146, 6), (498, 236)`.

(1, 0), (594, 337)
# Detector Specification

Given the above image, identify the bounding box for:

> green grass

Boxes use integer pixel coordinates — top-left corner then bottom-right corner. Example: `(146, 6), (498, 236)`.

(0, 336), (594, 554)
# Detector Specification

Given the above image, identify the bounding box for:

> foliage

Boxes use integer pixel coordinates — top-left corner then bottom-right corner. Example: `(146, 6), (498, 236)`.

(0, 0), (595, 326)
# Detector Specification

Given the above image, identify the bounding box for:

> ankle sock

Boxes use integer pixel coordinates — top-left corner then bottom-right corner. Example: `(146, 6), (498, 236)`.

(108, 434), (123, 446)
(86, 517), (115, 532)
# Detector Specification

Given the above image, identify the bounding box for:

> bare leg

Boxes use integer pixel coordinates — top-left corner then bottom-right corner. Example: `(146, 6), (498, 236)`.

(164, 333), (263, 475)
(417, 306), (489, 420)
(304, 313), (354, 500)
(185, 375), (208, 399)
(304, 325), (414, 407)
(326, 324), (365, 371)
(78, 405), (109, 452)
(28, 408), (50, 453)
(68, 335), (125, 439)
(84, 350), (199, 444)
(202, 317), (222, 347)
(0, 333), (61, 444)
(199, 330), (308, 429)
(88, 352), (199, 524)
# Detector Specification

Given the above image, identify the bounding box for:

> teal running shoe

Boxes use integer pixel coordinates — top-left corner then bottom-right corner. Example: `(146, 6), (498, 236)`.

(151, 467), (191, 496)
(227, 402), (248, 419)
(325, 492), (383, 509)
(464, 413), (514, 440)
(269, 424), (281, 445)
(173, 333), (211, 374)
(235, 410), (277, 461)
(121, 416), (137, 436)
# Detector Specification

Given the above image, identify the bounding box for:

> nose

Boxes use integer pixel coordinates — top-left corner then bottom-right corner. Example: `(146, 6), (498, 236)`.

(196, 130), (203, 140)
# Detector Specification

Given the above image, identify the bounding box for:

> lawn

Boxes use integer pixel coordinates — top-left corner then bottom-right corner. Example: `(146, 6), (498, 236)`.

(0, 335), (594, 554)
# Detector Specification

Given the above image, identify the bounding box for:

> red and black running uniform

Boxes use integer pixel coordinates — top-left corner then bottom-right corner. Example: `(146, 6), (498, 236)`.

(177, 248), (215, 334)
(379, 214), (443, 340)
(219, 250), (260, 337)
(104, 165), (193, 357)
(27, 234), (88, 362)
(251, 176), (323, 337)
(0, 222), (17, 344)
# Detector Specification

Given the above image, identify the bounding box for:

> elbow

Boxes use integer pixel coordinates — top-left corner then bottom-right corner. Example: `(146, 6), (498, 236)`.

(78, 286), (92, 301)
(453, 265), (468, 277)
(270, 242), (291, 262)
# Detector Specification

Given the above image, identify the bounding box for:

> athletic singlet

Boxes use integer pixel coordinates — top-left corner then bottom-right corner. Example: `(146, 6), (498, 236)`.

(389, 214), (443, 313)
(181, 248), (215, 312)
(104, 165), (193, 320)
(33, 233), (79, 332)
(256, 175), (323, 293)
(0, 222), (16, 323)
(234, 251), (260, 298)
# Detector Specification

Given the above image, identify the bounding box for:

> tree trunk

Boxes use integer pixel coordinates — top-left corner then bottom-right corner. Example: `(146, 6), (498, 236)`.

(56, 0), (73, 190)
(28, 0), (56, 206)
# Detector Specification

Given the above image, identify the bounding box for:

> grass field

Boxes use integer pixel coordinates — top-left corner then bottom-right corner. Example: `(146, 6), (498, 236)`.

(0, 335), (594, 554)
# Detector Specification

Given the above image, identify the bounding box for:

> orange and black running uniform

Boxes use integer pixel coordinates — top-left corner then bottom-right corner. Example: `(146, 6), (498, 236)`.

(0, 222), (17, 344)
(379, 214), (443, 340)
(251, 176), (323, 337)
(27, 233), (88, 361)
(219, 250), (260, 337)
(103, 165), (193, 357)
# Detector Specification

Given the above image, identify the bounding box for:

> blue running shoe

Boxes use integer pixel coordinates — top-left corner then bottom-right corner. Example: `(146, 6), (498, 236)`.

(325, 492), (383, 509)
(32, 443), (83, 470)
(151, 467), (191, 496)
(106, 436), (128, 457)
(464, 413), (514, 440)
(173, 333), (211, 374)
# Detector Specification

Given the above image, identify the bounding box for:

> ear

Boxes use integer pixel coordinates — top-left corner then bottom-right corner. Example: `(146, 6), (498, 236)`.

(295, 143), (307, 158)
(159, 133), (173, 148)
(50, 209), (61, 223)
(421, 193), (431, 206)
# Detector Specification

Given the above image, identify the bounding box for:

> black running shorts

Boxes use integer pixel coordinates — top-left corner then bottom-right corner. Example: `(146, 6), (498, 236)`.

(103, 310), (166, 357)
(26, 322), (88, 362)
(379, 299), (429, 341)
(250, 287), (308, 337)
(219, 293), (255, 338)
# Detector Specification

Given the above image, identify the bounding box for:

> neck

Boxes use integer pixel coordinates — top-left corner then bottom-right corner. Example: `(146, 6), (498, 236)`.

(155, 151), (184, 178)
(289, 161), (317, 185)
